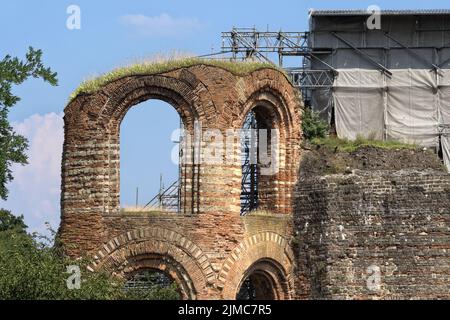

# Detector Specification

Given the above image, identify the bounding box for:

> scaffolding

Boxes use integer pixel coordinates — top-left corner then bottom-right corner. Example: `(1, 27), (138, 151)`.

(144, 179), (180, 213)
(240, 110), (259, 215)
(220, 27), (337, 106)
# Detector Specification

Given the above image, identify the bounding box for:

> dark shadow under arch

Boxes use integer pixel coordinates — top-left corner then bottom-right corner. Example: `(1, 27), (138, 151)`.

(236, 258), (290, 300)
(123, 253), (195, 300)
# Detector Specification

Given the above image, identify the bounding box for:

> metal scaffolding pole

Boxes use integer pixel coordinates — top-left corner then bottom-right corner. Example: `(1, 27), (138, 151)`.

(219, 27), (338, 107)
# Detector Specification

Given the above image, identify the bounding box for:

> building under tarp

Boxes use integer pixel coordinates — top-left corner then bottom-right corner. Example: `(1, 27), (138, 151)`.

(308, 10), (450, 170)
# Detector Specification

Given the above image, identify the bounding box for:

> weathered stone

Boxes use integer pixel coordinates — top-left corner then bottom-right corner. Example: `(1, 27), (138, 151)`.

(59, 65), (301, 300)
(58, 64), (450, 300)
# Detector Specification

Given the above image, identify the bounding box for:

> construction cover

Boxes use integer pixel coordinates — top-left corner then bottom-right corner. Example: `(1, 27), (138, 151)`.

(333, 69), (450, 171)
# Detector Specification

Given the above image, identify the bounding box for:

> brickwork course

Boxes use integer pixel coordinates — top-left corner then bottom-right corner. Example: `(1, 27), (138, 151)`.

(58, 62), (450, 300)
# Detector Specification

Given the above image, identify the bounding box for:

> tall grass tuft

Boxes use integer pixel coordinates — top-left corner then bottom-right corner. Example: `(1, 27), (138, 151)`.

(70, 53), (281, 101)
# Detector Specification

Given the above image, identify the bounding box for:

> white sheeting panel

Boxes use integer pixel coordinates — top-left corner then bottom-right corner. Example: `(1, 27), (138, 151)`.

(335, 88), (384, 140)
(334, 69), (385, 140)
(386, 69), (438, 147)
(333, 68), (450, 171)
(386, 84), (438, 146)
(334, 69), (384, 88)
(442, 136), (450, 171)
(438, 73), (450, 171)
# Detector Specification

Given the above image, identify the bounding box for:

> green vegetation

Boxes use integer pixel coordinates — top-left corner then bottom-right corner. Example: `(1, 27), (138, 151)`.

(0, 48), (181, 300)
(311, 135), (417, 153)
(0, 209), (121, 299)
(0, 47), (58, 200)
(70, 57), (280, 101)
(123, 271), (180, 300)
(0, 209), (179, 300)
(302, 108), (329, 140)
(120, 207), (176, 216)
(124, 284), (180, 300)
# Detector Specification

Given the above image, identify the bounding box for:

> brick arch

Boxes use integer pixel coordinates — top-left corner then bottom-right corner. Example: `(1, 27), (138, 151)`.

(239, 88), (297, 133)
(123, 253), (194, 300)
(88, 227), (215, 300)
(59, 64), (303, 300)
(62, 70), (220, 217)
(236, 258), (291, 300)
(65, 72), (217, 127)
(97, 74), (215, 129)
(218, 232), (295, 299)
(240, 69), (300, 124)
(235, 86), (301, 214)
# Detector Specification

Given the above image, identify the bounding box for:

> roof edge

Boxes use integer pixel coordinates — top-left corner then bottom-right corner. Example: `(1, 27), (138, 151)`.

(309, 9), (450, 16)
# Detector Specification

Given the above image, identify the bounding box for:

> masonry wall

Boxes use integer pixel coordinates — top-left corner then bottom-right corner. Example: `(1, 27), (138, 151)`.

(59, 64), (301, 300)
(294, 169), (450, 300)
(89, 213), (294, 299)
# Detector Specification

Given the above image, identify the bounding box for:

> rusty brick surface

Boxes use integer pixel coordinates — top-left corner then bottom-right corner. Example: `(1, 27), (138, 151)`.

(59, 65), (301, 299)
(59, 63), (449, 300)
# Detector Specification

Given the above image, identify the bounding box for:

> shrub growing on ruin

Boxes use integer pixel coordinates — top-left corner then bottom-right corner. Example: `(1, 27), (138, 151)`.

(302, 107), (329, 140)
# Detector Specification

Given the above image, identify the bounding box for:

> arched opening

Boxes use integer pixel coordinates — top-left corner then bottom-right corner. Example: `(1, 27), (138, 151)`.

(236, 271), (277, 300)
(235, 259), (290, 301)
(120, 100), (182, 213)
(124, 269), (181, 300)
(240, 104), (278, 215)
(122, 252), (197, 300)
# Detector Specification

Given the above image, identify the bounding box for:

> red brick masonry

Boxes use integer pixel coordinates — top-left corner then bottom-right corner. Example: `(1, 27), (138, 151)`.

(59, 64), (450, 300)
(59, 65), (301, 299)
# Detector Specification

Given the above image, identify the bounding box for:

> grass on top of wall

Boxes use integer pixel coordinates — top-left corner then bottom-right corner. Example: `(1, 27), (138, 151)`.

(70, 54), (280, 101)
(311, 135), (417, 153)
(120, 206), (176, 216)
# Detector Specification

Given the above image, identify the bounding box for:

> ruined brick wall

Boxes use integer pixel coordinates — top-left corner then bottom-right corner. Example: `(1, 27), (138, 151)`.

(97, 213), (295, 299)
(58, 64), (302, 299)
(59, 62), (449, 300)
(294, 169), (450, 300)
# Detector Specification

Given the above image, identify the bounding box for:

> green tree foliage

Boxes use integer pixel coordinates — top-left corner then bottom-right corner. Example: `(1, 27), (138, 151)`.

(0, 208), (27, 233)
(302, 107), (329, 140)
(0, 209), (124, 300)
(123, 270), (181, 300)
(0, 209), (180, 300)
(124, 283), (181, 300)
(0, 47), (58, 200)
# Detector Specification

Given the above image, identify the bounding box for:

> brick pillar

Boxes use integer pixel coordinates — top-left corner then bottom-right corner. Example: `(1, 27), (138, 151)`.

(59, 119), (110, 256)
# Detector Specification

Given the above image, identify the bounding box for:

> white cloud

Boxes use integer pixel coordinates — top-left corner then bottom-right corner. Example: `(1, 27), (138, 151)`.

(0, 113), (64, 235)
(119, 13), (202, 37)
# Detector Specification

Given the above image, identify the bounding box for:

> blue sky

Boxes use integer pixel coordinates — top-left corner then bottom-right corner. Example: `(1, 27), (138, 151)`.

(1, 0), (449, 234)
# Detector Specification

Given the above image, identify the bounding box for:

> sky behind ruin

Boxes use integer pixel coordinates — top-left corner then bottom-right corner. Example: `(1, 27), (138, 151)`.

(1, 0), (448, 234)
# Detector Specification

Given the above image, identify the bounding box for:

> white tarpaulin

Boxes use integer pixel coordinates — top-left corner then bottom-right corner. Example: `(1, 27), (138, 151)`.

(439, 72), (450, 171)
(333, 68), (450, 171)
(334, 70), (384, 140)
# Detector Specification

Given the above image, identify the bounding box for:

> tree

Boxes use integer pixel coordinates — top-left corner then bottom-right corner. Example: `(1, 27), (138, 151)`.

(0, 208), (27, 233)
(0, 209), (124, 300)
(0, 47), (58, 200)
(0, 209), (180, 300)
(0, 48), (180, 300)
(302, 107), (329, 140)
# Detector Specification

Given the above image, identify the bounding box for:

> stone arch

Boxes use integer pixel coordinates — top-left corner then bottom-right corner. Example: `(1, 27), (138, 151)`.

(236, 258), (291, 300)
(218, 232), (295, 299)
(239, 87), (297, 133)
(89, 227), (215, 300)
(98, 74), (212, 129)
(62, 71), (218, 218)
(59, 64), (303, 300)
(123, 254), (192, 300)
(236, 84), (301, 214)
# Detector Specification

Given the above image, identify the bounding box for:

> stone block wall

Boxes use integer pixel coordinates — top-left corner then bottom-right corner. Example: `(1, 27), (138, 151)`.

(294, 169), (450, 299)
